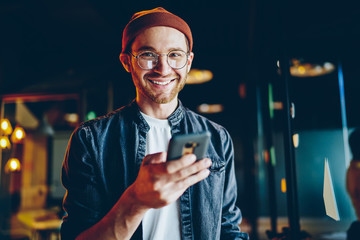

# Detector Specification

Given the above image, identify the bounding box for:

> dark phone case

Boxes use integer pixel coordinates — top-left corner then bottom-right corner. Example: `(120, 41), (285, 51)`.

(167, 131), (211, 161)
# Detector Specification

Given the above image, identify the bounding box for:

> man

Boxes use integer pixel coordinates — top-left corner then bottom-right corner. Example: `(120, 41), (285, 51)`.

(61, 7), (248, 240)
(346, 128), (360, 240)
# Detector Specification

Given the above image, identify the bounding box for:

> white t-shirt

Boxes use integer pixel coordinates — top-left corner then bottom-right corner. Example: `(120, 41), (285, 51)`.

(140, 112), (181, 240)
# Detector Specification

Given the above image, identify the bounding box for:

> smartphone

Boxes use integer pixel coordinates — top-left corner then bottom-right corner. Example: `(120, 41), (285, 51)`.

(167, 131), (211, 161)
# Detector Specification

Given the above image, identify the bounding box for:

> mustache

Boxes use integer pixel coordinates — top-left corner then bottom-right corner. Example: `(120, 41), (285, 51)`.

(144, 73), (178, 79)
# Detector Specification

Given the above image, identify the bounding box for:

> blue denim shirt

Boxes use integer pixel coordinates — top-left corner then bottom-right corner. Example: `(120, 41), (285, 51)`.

(61, 100), (249, 240)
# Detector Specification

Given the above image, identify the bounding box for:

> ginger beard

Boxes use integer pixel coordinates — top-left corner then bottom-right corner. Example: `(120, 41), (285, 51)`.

(131, 67), (188, 104)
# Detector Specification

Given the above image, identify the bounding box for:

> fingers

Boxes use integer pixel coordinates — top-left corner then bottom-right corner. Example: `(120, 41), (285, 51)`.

(160, 167), (211, 204)
(176, 167), (210, 189)
(142, 152), (167, 165)
(165, 154), (197, 173)
(169, 157), (212, 182)
(151, 165), (211, 206)
(142, 153), (211, 181)
(133, 155), (212, 209)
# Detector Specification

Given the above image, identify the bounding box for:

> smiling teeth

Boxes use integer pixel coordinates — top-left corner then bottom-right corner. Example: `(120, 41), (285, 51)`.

(151, 80), (172, 85)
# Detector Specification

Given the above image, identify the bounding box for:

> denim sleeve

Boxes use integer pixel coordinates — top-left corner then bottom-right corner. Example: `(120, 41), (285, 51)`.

(60, 126), (104, 240)
(220, 129), (249, 240)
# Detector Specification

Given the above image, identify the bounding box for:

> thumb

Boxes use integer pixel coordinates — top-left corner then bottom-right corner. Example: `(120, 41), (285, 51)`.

(142, 152), (167, 165)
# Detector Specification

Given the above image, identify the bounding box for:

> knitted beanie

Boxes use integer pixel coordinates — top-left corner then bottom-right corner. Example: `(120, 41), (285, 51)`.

(121, 7), (193, 53)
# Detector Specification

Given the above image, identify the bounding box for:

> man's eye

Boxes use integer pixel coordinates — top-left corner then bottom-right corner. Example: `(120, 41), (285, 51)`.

(169, 51), (185, 58)
(140, 52), (156, 58)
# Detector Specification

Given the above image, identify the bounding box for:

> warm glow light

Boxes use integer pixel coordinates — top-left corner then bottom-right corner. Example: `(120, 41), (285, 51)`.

(293, 133), (299, 148)
(238, 83), (246, 99)
(324, 62), (334, 70)
(0, 136), (11, 149)
(272, 101), (283, 110)
(10, 160), (18, 169)
(11, 126), (26, 143)
(298, 66), (306, 74)
(195, 71), (203, 79)
(187, 69), (213, 84)
(198, 104), (209, 112)
(5, 158), (21, 173)
(281, 178), (287, 193)
(0, 139), (7, 148)
(197, 104), (224, 114)
(1, 119), (13, 135)
(16, 129), (24, 139)
(2, 121), (8, 130)
(264, 150), (270, 164)
(314, 65), (322, 73)
(288, 59), (335, 77)
(64, 113), (79, 123)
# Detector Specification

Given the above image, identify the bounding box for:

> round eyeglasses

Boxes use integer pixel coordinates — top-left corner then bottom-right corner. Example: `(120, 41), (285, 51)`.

(128, 50), (189, 70)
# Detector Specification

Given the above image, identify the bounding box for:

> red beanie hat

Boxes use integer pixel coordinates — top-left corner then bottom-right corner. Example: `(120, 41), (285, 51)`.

(121, 7), (193, 53)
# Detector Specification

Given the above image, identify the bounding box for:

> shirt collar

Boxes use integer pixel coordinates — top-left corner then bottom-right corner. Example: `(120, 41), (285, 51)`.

(130, 99), (184, 130)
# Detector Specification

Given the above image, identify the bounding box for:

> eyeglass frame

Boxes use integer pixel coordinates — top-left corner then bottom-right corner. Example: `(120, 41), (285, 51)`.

(127, 49), (190, 70)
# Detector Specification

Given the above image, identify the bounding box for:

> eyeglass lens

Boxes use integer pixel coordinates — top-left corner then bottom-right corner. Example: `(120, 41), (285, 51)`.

(137, 50), (187, 70)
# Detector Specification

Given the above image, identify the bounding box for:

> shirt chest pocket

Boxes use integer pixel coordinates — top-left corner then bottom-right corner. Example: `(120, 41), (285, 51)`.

(207, 156), (225, 173)
(203, 155), (226, 194)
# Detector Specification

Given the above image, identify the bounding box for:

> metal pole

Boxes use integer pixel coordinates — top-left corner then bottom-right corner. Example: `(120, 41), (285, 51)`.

(279, 54), (301, 239)
(263, 83), (278, 237)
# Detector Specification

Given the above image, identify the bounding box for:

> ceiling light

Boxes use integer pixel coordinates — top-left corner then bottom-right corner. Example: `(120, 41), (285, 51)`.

(277, 59), (336, 77)
(187, 69), (213, 84)
(197, 104), (224, 114)
(5, 158), (21, 173)
(289, 59), (335, 77)
(11, 126), (26, 143)
(0, 136), (11, 149)
(64, 113), (79, 123)
(1, 119), (13, 135)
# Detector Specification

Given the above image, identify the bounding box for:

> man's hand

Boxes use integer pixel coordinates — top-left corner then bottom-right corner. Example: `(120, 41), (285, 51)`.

(76, 153), (212, 240)
(129, 152), (212, 210)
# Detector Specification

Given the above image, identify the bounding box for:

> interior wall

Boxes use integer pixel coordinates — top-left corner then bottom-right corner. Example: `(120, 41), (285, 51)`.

(258, 129), (356, 220)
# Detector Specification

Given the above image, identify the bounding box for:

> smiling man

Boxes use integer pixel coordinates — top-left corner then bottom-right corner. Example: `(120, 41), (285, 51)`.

(122, 26), (192, 116)
(61, 7), (248, 240)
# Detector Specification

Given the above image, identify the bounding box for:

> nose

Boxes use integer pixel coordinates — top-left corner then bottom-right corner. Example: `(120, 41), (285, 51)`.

(153, 55), (173, 75)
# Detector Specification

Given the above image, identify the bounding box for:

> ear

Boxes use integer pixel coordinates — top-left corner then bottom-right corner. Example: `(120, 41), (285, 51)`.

(186, 52), (194, 73)
(120, 53), (131, 72)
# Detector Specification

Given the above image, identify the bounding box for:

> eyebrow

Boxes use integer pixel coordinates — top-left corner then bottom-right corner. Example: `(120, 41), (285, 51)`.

(134, 46), (186, 53)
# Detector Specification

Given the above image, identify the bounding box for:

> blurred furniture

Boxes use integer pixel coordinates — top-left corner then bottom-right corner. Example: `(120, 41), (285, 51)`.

(17, 209), (62, 240)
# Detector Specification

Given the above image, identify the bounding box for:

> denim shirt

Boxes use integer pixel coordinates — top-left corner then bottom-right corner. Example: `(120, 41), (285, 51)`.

(61, 100), (249, 240)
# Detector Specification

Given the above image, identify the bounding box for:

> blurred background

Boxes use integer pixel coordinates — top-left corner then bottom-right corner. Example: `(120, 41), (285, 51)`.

(1, 0), (359, 239)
